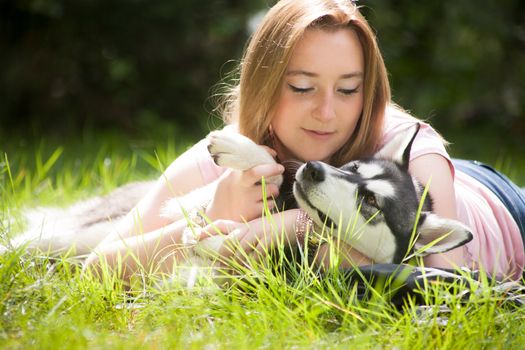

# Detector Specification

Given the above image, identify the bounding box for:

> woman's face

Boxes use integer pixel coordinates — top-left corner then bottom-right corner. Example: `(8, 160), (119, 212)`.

(271, 28), (364, 162)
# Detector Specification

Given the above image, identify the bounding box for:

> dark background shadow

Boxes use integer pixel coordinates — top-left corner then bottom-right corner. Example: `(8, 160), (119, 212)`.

(1, 0), (524, 175)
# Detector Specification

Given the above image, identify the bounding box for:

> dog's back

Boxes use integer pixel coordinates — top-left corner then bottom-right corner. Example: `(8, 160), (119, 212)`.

(3, 181), (153, 256)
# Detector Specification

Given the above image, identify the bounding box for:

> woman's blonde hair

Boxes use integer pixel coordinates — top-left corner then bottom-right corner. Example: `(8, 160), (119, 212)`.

(219, 0), (391, 166)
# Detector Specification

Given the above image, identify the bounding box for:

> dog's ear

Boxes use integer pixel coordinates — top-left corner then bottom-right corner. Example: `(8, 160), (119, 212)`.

(412, 212), (473, 256)
(374, 123), (420, 171)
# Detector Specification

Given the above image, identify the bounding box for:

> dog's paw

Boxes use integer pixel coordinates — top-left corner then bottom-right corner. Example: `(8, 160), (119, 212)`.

(207, 129), (275, 170)
(207, 129), (282, 185)
(207, 129), (282, 186)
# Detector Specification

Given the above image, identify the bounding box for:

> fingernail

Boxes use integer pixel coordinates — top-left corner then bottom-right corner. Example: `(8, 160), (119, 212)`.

(230, 228), (242, 238)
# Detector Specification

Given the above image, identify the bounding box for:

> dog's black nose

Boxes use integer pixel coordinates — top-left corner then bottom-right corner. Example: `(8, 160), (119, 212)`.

(303, 161), (325, 182)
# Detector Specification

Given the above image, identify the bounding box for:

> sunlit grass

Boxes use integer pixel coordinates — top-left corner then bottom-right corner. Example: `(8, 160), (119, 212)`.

(1, 128), (525, 349)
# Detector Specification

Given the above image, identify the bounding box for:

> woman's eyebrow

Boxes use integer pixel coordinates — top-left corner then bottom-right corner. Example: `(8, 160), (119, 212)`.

(340, 72), (363, 79)
(286, 70), (363, 79)
(286, 69), (317, 77)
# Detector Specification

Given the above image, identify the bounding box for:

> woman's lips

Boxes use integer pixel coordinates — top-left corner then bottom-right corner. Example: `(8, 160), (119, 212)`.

(303, 128), (335, 140)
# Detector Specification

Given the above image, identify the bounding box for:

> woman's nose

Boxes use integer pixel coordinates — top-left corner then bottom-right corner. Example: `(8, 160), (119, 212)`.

(313, 91), (336, 121)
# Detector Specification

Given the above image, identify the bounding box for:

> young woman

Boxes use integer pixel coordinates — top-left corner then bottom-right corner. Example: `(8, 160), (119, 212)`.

(84, 0), (525, 282)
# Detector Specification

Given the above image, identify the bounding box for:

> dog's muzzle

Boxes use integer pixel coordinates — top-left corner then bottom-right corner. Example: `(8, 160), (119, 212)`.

(300, 161), (325, 183)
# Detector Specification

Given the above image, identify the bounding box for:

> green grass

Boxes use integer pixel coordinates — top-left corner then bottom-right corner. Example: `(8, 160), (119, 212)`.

(1, 129), (525, 349)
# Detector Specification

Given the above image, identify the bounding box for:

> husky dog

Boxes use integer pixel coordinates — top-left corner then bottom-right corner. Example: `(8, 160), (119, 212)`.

(3, 124), (472, 276)
(292, 124), (473, 263)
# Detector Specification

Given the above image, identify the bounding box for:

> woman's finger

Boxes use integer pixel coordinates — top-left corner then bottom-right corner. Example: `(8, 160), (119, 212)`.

(232, 231), (260, 263)
(239, 227), (278, 264)
(198, 220), (238, 240)
(259, 198), (276, 211)
(218, 228), (248, 259)
(235, 201), (274, 223)
(265, 183), (280, 198)
(259, 145), (277, 158)
(242, 164), (284, 186)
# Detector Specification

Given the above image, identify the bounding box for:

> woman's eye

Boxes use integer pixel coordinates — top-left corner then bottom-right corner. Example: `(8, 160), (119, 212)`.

(338, 88), (359, 96)
(288, 83), (313, 94)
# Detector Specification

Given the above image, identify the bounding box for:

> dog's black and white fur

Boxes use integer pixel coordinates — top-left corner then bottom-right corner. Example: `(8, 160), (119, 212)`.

(2, 124), (473, 282)
(292, 124), (472, 263)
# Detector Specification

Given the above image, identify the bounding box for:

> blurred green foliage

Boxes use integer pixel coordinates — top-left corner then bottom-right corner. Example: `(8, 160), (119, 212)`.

(1, 0), (524, 144)
(361, 0), (525, 136)
(1, 0), (265, 138)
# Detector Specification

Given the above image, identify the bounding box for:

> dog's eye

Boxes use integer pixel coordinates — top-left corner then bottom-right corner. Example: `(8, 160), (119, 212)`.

(365, 194), (377, 207)
(350, 162), (359, 173)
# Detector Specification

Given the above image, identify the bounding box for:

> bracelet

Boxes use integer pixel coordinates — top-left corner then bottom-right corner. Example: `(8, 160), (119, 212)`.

(188, 202), (209, 227)
(182, 202), (209, 246)
(295, 209), (330, 265)
(295, 209), (314, 247)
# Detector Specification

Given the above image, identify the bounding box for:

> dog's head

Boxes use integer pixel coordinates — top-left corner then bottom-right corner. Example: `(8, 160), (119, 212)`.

(293, 124), (473, 264)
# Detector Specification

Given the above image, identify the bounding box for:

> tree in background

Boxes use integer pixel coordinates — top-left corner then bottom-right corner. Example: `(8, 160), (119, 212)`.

(362, 0), (525, 134)
(1, 0), (524, 140)
(0, 0), (265, 137)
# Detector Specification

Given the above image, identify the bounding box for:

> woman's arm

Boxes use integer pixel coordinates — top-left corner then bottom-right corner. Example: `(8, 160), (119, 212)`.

(84, 208), (297, 283)
(83, 144), (211, 281)
(315, 241), (373, 270)
(95, 143), (210, 249)
(409, 153), (468, 269)
(84, 220), (190, 282)
(84, 138), (284, 282)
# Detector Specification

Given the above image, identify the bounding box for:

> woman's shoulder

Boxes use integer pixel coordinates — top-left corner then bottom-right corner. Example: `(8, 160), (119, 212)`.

(383, 104), (450, 162)
(186, 126), (238, 183)
(383, 104), (423, 135)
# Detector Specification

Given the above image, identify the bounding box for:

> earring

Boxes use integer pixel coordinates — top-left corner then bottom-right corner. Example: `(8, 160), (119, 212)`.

(267, 124), (275, 147)
(267, 124), (281, 162)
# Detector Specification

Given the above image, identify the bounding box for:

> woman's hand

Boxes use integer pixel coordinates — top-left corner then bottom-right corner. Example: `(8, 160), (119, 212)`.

(206, 160), (284, 223)
(199, 211), (298, 265)
(196, 209), (373, 270)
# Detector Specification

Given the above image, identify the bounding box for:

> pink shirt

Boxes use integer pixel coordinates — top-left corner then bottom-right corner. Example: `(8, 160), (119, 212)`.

(189, 107), (525, 279)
